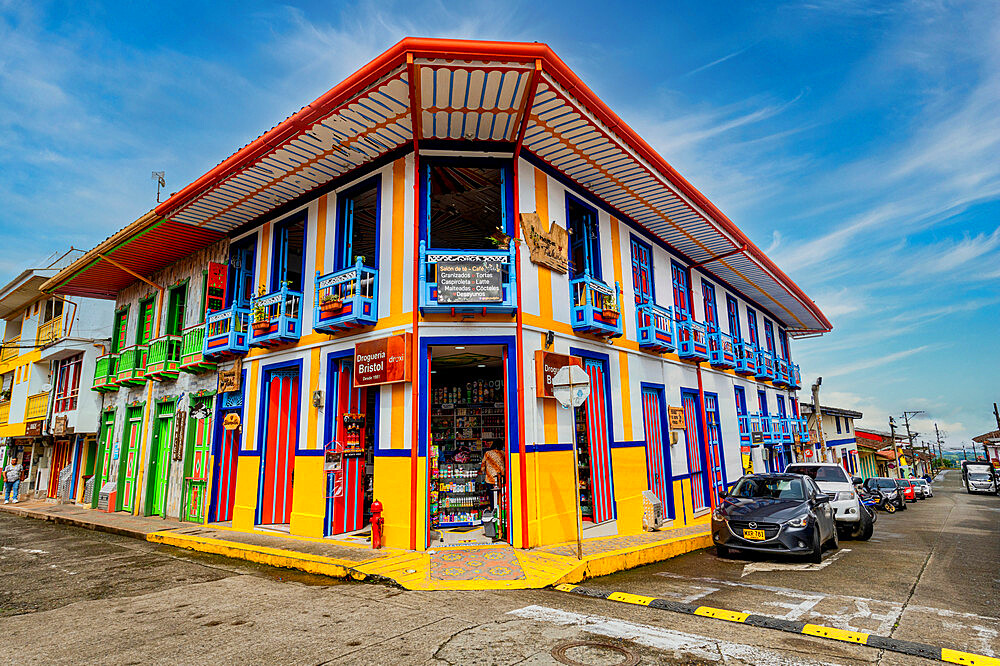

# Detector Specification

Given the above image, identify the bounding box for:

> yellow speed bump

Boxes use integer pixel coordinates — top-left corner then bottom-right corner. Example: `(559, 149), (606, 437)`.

(941, 648), (1000, 666)
(554, 584), (578, 592)
(803, 624), (869, 644)
(694, 606), (749, 623)
(608, 591), (655, 606)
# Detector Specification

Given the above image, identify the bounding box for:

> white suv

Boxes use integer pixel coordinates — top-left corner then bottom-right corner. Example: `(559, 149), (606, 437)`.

(785, 463), (873, 540)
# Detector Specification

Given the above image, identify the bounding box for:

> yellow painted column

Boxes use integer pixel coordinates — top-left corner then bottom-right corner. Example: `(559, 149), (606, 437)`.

(534, 168), (553, 321)
(390, 158), (407, 316)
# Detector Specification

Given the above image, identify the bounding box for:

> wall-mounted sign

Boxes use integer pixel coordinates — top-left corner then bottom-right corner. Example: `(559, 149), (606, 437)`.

(53, 415), (68, 436)
(534, 351), (583, 399)
(25, 420), (42, 437)
(552, 365), (591, 409)
(223, 413), (241, 431)
(520, 212), (568, 273)
(435, 260), (503, 303)
(354, 332), (412, 388)
(172, 410), (187, 461)
(668, 406), (686, 430)
(218, 357), (242, 394)
(206, 262), (227, 312)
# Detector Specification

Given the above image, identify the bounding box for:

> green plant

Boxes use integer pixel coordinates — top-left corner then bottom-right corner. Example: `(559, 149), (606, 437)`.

(251, 301), (268, 324)
(487, 228), (511, 249)
(601, 292), (619, 313)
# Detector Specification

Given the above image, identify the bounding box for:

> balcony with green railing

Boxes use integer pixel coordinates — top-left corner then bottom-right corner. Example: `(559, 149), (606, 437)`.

(92, 353), (119, 392)
(180, 324), (216, 373)
(145, 336), (181, 382)
(115, 345), (148, 387)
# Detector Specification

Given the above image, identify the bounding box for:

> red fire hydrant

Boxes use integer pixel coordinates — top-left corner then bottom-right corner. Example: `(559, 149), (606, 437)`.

(370, 499), (384, 550)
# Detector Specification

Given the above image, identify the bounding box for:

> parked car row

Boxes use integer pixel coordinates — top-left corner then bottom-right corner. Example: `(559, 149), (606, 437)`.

(711, 463), (937, 564)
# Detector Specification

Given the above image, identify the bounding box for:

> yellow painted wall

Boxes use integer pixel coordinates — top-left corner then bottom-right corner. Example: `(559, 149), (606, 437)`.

(373, 455), (412, 549)
(532, 449), (579, 546)
(610, 446), (647, 535)
(289, 455), (325, 537)
(232, 454), (260, 530)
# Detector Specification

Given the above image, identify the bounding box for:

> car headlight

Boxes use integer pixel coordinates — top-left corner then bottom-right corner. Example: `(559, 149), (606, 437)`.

(786, 514), (809, 528)
(886, 491), (897, 498)
(712, 507), (726, 521)
(834, 491), (855, 501)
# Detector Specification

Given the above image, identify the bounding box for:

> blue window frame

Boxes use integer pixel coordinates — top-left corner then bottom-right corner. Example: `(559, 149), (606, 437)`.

(424, 158), (512, 250)
(757, 390), (768, 416)
(670, 261), (690, 317)
(779, 328), (791, 361)
(746, 307), (760, 347)
(836, 416), (842, 434)
(568, 194), (601, 279)
(336, 176), (380, 270)
(629, 235), (654, 304)
(726, 295), (741, 342)
(734, 385), (747, 416)
(271, 213), (306, 292)
(702, 280), (719, 330)
(763, 318), (777, 355)
(228, 237), (256, 308)
(776, 396), (786, 418)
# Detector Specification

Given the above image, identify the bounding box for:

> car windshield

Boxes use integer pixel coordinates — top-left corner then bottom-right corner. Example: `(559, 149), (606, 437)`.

(875, 479), (896, 488)
(969, 473), (992, 481)
(732, 477), (804, 500)
(895, 480), (911, 487)
(788, 465), (849, 482)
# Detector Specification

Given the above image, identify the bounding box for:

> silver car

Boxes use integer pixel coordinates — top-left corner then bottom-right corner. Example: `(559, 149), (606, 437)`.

(914, 478), (933, 498)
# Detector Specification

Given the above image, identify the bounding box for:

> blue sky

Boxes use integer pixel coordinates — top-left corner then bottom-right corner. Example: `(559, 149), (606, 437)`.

(1, 1), (997, 449)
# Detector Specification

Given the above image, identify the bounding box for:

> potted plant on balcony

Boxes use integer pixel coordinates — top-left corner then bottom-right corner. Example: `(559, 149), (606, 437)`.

(251, 286), (270, 334)
(487, 228), (511, 249)
(600, 293), (620, 325)
(319, 292), (343, 314)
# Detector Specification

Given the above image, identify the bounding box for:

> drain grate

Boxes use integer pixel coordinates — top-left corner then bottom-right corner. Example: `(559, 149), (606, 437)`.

(551, 641), (640, 666)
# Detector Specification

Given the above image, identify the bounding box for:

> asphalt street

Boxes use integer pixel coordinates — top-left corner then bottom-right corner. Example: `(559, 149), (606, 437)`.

(1, 469), (996, 665)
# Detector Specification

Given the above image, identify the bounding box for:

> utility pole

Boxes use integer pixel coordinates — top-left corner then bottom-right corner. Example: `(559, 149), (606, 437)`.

(811, 377), (827, 462)
(901, 410), (924, 477)
(889, 416), (901, 479)
(993, 402), (1000, 429)
(963, 444), (968, 461)
(935, 423), (943, 469)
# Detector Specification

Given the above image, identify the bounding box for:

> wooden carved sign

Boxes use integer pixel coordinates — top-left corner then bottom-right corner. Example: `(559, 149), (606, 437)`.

(668, 406), (686, 430)
(223, 413), (241, 431)
(53, 415), (68, 436)
(172, 410), (187, 461)
(218, 357), (242, 394)
(520, 212), (568, 273)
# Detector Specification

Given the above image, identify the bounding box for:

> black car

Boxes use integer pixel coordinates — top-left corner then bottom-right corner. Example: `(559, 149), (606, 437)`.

(863, 477), (906, 510)
(712, 473), (838, 563)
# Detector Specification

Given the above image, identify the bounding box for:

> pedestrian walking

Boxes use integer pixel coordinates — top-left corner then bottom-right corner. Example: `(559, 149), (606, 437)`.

(4, 454), (23, 504)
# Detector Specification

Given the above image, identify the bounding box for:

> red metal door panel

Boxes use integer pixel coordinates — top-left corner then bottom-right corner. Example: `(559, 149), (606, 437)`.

(48, 440), (71, 498)
(642, 389), (668, 510)
(214, 422), (240, 523)
(327, 359), (366, 536)
(260, 370), (298, 525)
(682, 393), (707, 512)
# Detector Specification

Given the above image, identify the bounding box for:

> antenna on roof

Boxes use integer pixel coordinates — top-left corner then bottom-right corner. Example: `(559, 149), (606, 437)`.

(152, 171), (166, 203)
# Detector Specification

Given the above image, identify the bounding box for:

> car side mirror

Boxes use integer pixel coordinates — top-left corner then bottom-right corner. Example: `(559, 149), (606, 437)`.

(852, 476), (863, 485)
(814, 493), (832, 504)
(718, 489), (727, 499)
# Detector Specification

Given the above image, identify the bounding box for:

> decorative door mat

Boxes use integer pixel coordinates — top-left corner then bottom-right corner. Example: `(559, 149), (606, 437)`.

(429, 546), (525, 581)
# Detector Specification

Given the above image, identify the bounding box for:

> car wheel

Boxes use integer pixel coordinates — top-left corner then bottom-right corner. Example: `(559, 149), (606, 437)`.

(857, 506), (874, 541)
(809, 526), (823, 564)
(715, 544), (730, 558)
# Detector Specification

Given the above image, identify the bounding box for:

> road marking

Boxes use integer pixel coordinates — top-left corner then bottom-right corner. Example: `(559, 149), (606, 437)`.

(553, 584), (988, 663)
(507, 605), (839, 665)
(740, 548), (850, 577)
(1, 546), (49, 554)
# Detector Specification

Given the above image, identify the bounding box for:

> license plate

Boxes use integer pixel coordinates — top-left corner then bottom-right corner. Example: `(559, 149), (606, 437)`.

(742, 529), (765, 540)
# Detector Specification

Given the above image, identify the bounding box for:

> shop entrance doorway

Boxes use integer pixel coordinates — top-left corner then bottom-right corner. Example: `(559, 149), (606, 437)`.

(47, 439), (72, 499)
(211, 399), (242, 524)
(117, 405), (144, 513)
(574, 357), (615, 527)
(324, 357), (377, 537)
(145, 401), (175, 517)
(428, 345), (508, 546)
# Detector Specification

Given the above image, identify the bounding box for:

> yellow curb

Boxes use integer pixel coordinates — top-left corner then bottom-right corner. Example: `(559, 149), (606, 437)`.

(941, 648), (1000, 666)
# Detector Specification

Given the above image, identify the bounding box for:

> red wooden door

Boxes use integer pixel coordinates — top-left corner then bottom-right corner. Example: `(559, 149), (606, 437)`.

(682, 392), (707, 512)
(583, 359), (615, 524)
(326, 359), (366, 536)
(48, 440), (72, 498)
(259, 370), (299, 524)
(642, 389), (668, 513)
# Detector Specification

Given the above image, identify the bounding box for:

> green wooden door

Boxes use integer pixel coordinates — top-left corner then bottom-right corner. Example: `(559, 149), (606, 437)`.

(117, 406), (144, 512)
(167, 285), (187, 336)
(91, 410), (116, 508)
(138, 299), (155, 345)
(182, 396), (214, 522)
(147, 402), (175, 517)
(112, 311), (128, 353)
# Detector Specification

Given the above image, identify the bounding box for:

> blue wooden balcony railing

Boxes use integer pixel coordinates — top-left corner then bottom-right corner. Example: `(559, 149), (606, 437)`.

(790, 416), (808, 441)
(250, 286), (302, 348)
(418, 241), (516, 314)
(204, 305), (250, 357)
(755, 348), (776, 381)
(635, 302), (674, 352)
(676, 314), (708, 361)
(788, 363), (802, 390)
(775, 415), (792, 443)
(570, 274), (623, 338)
(314, 261), (378, 333)
(772, 357), (790, 387)
(708, 328), (736, 369)
(734, 340), (757, 375)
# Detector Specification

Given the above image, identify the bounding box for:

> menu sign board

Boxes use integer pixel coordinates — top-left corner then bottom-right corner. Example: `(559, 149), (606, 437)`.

(436, 260), (503, 303)
(534, 350), (583, 399)
(668, 406), (686, 430)
(354, 333), (412, 387)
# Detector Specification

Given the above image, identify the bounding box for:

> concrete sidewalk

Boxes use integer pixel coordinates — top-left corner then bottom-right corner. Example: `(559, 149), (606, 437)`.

(1, 500), (710, 590)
